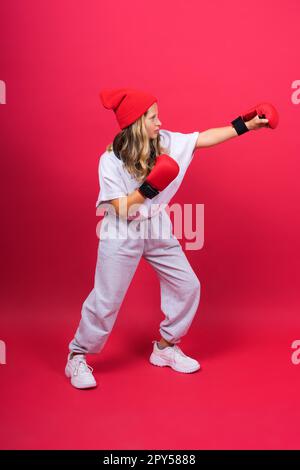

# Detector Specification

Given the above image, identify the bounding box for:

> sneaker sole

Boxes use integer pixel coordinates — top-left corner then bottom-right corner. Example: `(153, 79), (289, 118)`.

(149, 354), (200, 373)
(70, 381), (98, 389)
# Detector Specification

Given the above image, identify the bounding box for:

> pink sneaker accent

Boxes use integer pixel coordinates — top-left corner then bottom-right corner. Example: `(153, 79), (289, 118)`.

(149, 341), (200, 373)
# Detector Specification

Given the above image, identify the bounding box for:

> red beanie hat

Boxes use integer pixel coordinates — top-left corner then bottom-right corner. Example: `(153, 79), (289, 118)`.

(99, 87), (157, 130)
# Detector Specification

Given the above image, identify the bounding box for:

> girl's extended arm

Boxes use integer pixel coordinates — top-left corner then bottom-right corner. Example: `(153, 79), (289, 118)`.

(195, 114), (270, 149)
(196, 125), (239, 148)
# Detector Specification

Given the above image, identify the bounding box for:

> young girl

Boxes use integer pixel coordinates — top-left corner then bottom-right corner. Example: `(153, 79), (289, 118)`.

(65, 88), (274, 389)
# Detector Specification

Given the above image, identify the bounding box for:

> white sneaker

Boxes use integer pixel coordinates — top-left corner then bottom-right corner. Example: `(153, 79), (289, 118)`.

(65, 352), (97, 389)
(149, 341), (200, 373)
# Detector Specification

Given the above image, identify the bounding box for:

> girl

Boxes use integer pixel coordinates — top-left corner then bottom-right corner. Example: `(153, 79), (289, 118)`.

(65, 88), (273, 389)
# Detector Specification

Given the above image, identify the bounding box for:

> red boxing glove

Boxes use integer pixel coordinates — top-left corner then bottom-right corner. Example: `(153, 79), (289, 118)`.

(138, 154), (179, 199)
(231, 102), (279, 135)
(242, 102), (279, 129)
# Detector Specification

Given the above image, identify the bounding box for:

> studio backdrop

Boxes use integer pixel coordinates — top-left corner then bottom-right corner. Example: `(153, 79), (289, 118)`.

(1, 0), (300, 451)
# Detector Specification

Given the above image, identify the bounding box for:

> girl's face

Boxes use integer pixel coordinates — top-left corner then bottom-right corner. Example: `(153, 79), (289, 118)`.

(144, 102), (162, 139)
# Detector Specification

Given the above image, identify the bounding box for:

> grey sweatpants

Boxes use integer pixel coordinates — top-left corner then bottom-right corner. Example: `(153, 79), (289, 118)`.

(68, 208), (201, 354)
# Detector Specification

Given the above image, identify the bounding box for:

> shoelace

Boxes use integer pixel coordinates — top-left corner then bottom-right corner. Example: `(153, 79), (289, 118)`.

(153, 341), (188, 358)
(173, 345), (189, 359)
(73, 358), (94, 377)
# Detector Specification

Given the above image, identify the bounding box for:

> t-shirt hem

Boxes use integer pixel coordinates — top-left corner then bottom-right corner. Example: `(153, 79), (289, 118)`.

(96, 193), (127, 208)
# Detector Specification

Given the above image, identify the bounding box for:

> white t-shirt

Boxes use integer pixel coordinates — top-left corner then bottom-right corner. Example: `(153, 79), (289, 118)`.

(95, 129), (200, 220)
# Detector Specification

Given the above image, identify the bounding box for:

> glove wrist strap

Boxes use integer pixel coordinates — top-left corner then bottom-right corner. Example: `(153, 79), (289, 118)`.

(231, 116), (249, 135)
(138, 181), (159, 199)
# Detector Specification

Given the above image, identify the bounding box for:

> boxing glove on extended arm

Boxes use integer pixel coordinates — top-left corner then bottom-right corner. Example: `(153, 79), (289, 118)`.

(137, 154), (180, 199)
(231, 102), (279, 135)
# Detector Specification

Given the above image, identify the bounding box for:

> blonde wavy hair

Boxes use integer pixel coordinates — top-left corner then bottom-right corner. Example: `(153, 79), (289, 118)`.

(106, 110), (168, 183)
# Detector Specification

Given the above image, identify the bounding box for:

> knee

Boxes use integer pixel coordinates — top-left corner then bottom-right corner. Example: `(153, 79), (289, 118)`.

(186, 274), (201, 297)
(193, 276), (201, 296)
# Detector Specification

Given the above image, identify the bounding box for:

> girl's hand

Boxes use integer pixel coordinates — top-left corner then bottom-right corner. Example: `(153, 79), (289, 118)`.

(245, 115), (269, 131)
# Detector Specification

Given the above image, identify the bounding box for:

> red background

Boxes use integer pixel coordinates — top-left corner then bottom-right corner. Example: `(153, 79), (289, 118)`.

(1, 0), (300, 450)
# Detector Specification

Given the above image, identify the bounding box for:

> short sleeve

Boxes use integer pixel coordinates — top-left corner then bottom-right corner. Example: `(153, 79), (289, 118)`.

(95, 152), (127, 208)
(160, 129), (199, 169)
